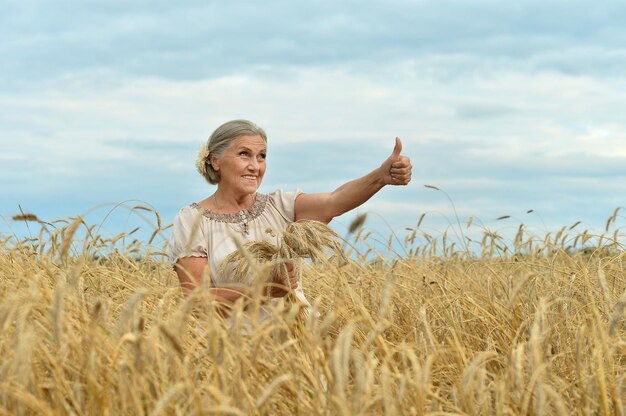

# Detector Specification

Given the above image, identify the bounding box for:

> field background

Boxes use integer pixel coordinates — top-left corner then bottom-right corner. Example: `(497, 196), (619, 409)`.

(1, 211), (625, 415)
(4, 1), (626, 413)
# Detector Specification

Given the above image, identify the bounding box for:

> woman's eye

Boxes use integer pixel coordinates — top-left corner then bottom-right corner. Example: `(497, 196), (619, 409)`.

(259, 153), (266, 160)
(239, 151), (248, 157)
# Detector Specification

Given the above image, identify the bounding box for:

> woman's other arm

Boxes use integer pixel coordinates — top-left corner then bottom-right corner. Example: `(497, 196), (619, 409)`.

(174, 257), (248, 303)
(174, 257), (299, 302)
(295, 137), (412, 223)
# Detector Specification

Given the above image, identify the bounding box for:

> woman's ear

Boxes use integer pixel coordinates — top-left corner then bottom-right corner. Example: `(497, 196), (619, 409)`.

(209, 153), (220, 171)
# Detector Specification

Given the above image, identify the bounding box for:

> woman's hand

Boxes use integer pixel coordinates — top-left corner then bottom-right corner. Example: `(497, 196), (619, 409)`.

(265, 261), (299, 298)
(380, 137), (412, 186)
(294, 136), (413, 223)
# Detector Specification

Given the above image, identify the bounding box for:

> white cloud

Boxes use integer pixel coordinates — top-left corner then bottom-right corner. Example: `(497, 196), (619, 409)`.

(2, 0), (626, 239)
(3, 0), (626, 86)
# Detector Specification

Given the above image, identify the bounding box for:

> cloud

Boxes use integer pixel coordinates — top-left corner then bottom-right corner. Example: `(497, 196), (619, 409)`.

(3, 0), (626, 88)
(2, 0), (626, 240)
(2, 66), (625, 223)
(455, 103), (517, 120)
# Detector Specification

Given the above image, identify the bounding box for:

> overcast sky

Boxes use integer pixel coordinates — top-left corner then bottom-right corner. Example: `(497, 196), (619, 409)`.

(1, 0), (625, 250)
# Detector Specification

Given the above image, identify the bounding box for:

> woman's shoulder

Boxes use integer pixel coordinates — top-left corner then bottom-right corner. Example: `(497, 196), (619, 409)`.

(265, 188), (304, 221)
(266, 188), (304, 201)
(173, 203), (229, 231)
(174, 203), (202, 221)
(170, 204), (209, 263)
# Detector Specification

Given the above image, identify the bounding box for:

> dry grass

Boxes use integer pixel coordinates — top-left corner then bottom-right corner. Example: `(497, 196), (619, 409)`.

(1, 211), (625, 415)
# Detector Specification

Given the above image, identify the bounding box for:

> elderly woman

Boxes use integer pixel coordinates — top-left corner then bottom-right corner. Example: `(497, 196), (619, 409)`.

(170, 120), (412, 311)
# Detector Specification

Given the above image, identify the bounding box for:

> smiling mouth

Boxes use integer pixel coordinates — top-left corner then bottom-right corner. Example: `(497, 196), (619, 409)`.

(242, 175), (257, 181)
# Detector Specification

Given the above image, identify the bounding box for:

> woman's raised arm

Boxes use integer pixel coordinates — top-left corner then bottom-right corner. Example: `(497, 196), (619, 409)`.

(295, 137), (412, 223)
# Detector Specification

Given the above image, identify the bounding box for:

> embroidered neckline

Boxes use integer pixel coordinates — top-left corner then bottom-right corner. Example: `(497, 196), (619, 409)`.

(190, 193), (269, 223)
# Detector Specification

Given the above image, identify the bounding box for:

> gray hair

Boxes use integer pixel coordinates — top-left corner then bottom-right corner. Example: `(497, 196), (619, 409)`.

(196, 119), (267, 184)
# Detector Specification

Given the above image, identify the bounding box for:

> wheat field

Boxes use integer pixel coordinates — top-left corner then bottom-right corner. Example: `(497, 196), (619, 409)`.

(1, 209), (625, 415)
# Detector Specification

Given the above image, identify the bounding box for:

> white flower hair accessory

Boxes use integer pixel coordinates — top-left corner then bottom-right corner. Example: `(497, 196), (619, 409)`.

(196, 145), (211, 177)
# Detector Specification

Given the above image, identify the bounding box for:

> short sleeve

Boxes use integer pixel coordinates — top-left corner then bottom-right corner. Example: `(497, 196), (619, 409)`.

(169, 206), (208, 263)
(268, 188), (304, 222)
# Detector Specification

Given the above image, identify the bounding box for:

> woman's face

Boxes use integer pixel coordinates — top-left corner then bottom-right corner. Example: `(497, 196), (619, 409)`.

(212, 134), (267, 195)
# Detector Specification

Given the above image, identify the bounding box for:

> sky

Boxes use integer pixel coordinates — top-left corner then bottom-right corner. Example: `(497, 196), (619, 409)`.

(1, 0), (625, 252)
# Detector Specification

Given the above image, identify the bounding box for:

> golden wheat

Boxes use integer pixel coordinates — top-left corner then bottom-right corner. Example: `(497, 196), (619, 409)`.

(0, 212), (625, 415)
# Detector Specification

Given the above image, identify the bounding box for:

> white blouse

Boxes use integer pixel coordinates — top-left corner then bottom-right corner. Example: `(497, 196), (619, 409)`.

(169, 189), (311, 316)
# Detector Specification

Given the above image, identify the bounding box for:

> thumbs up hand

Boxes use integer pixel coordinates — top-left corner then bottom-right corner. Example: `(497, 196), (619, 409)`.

(380, 137), (412, 186)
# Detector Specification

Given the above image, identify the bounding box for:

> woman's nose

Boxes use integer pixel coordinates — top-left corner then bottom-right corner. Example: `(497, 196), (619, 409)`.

(247, 159), (259, 171)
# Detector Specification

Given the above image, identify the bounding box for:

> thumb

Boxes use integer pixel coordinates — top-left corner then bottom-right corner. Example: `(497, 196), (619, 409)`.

(391, 137), (402, 159)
